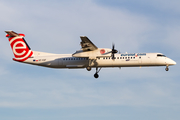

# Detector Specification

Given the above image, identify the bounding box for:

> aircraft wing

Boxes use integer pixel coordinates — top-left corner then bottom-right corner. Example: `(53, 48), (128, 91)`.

(80, 36), (98, 51)
(73, 36), (112, 58)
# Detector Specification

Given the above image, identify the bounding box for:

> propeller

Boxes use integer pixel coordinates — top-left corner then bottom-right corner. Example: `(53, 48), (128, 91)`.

(111, 44), (118, 59)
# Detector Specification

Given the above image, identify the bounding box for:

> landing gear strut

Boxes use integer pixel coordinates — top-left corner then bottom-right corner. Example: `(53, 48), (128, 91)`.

(94, 67), (102, 78)
(165, 66), (169, 71)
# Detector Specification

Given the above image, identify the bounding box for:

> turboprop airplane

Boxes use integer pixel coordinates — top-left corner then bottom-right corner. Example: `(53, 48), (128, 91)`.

(5, 31), (176, 78)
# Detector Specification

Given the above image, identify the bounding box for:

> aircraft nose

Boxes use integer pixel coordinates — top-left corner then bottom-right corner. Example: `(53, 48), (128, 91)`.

(172, 60), (176, 65)
(166, 58), (176, 65)
(169, 59), (176, 65)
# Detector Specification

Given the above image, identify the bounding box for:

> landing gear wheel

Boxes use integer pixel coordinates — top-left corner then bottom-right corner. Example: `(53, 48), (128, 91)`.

(165, 67), (169, 71)
(93, 67), (102, 78)
(94, 73), (99, 78)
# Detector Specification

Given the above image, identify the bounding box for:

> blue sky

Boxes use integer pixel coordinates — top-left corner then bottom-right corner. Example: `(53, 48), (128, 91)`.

(0, 0), (180, 120)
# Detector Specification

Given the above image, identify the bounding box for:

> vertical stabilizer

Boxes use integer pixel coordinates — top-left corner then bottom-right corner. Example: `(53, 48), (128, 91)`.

(5, 31), (33, 62)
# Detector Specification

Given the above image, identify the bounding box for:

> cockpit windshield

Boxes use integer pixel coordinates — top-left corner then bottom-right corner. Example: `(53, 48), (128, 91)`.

(157, 54), (166, 57)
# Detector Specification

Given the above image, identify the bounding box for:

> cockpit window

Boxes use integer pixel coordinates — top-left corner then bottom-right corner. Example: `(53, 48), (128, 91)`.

(157, 54), (166, 57)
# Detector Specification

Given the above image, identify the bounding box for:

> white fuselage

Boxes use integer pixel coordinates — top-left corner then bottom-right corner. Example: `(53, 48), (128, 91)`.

(22, 52), (176, 69)
(5, 31), (176, 78)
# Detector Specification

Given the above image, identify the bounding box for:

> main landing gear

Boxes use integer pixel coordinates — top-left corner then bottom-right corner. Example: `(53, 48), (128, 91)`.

(86, 67), (102, 78)
(165, 65), (169, 71)
(94, 67), (102, 78)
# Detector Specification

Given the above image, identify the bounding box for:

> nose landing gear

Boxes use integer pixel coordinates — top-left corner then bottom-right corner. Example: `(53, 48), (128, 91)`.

(94, 67), (102, 78)
(165, 65), (169, 71)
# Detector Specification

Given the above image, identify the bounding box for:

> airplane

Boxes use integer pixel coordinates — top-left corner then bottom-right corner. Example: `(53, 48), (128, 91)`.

(5, 31), (176, 78)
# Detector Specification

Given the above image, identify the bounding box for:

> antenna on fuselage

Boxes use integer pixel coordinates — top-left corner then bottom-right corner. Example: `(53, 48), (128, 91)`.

(119, 50), (121, 54)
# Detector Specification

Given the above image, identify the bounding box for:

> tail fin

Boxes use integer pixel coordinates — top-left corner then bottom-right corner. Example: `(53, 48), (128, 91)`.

(5, 31), (33, 62)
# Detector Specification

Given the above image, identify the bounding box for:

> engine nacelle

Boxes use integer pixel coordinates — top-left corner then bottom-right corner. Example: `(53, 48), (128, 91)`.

(72, 48), (112, 59)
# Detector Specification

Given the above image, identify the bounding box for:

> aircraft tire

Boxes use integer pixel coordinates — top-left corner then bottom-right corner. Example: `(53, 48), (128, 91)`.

(94, 73), (99, 78)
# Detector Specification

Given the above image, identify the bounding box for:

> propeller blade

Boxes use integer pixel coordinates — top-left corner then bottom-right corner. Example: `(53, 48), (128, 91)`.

(111, 43), (118, 59)
(112, 53), (115, 59)
(102, 51), (112, 55)
(112, 44), (117, 53)
(112, 44), (115, 50)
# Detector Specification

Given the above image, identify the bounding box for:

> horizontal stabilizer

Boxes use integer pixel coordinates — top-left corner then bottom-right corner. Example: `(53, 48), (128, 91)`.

(5, 31), (25, 37)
